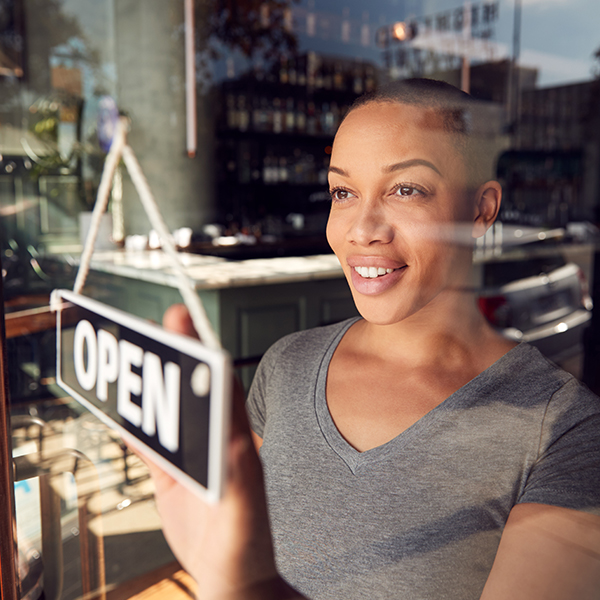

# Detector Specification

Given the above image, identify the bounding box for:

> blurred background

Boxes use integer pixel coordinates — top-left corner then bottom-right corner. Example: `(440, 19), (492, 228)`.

(2, 0), (600, 598)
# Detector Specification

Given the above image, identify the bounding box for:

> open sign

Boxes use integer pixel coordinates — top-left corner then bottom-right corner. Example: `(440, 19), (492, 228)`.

(52, 289), (231, 502)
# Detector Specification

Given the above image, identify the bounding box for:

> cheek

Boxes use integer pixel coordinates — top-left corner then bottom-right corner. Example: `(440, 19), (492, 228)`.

(394, 217), (443, 254)
(400, 205), (465, 251)
(404, 221), (456, 275)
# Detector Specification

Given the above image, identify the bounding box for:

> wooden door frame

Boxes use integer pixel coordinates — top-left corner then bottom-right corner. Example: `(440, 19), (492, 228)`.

(0, 254), (19, 600)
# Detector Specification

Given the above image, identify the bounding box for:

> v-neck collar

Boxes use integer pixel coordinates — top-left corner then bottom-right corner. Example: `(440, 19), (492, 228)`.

(314, 319), (528, 474)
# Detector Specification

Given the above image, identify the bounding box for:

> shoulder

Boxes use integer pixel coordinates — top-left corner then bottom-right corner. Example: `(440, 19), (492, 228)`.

(479, 342), (596, 409)
(514, 347), (600, 514)
(518, 344), (600, 412)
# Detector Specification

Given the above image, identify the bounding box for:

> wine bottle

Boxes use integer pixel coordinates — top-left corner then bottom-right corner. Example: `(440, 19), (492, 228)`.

(330, 102), (340, 131)
(365, 65), (376, 92)
(226, 94), (237, 129)
(334, 64), (344, 90)
(279, 156), (289, 182)
(307, 101), (317, 135)
(279, 56), (289, 84)
(307, 51), (317, 90)
(273, 98), (283, 134)
(238, 94), (249, 131)
(252, 96), (261, 131)
(298, 54), (307, 87)
(288, 56), (298, 85)
(321, 102), (332, 134)
(296, 100), (307, 133)
(353, 63), (364, 95)
(323, 62), (333, 90)
(318, 156), (329, 185)
(285, 97), (295, 133)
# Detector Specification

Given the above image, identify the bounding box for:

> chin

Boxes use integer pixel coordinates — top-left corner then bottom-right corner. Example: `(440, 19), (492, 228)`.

(350, 293), (415, 326)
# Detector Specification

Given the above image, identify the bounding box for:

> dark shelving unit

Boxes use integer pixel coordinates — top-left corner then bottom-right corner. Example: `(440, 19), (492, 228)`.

(213, 52), (380, 235)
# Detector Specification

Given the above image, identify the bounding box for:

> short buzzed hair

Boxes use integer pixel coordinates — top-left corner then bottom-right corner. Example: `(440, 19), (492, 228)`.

(344, 78), (493, 189)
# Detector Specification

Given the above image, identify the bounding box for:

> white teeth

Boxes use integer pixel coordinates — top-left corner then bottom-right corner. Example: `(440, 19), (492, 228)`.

(354, 266), (396, 279)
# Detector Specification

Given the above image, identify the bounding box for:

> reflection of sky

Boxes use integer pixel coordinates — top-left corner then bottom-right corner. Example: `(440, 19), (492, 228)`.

(395, 0), (599, 87)
(51, 0), (600, 93)
(308, 0), (599, 89)
(514, 0), (600, 86)
(214, 0), (598, 90)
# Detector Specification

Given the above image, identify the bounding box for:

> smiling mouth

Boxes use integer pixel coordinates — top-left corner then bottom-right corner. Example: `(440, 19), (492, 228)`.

(353, 266), (403, 279)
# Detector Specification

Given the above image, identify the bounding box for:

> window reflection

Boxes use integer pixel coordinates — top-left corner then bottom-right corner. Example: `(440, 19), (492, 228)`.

(2, 0), (600, 596)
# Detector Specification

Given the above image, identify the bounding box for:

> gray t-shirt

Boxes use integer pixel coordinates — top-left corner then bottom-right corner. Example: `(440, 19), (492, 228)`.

(246, 318), (600, 600)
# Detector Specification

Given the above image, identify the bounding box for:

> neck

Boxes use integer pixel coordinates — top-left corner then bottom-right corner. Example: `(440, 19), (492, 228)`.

(357, 290), (502, 368)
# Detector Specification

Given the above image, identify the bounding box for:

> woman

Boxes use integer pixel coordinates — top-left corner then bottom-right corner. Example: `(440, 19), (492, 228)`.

(151, 79), (600, 599)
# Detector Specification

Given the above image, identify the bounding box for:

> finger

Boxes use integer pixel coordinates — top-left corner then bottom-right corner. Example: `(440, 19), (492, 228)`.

(228, 431), (265, 494)
(230, 376), (252, 440)
(126, 438), (179, 494)
(163, 303), (198, 339)
(164, 306), (253, 441)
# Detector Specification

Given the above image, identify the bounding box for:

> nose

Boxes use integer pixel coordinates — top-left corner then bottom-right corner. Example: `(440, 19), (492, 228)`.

(347, 200), (394, 246)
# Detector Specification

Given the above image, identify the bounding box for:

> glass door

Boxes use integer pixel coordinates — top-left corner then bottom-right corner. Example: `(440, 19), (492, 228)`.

(0, 1), (195, 597)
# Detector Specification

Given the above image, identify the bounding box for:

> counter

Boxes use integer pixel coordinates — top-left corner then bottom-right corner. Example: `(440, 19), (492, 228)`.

(67, 250), (346, 289)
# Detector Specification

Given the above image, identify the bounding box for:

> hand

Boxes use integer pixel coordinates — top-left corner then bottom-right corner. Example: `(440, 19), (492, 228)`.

(140, 304), (302, 599)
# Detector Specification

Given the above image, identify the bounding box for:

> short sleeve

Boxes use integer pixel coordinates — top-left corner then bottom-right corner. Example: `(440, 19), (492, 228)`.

(245, 333), (296, 439)
(519, 378), (600, 515)
(245, 355), (269, 438)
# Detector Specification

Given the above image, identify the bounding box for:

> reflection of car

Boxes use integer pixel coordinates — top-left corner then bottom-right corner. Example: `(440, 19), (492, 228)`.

(478, 254), (593, 365)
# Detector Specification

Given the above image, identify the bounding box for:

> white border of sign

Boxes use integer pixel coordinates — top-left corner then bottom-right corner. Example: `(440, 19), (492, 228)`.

(51, 289), (232, 504)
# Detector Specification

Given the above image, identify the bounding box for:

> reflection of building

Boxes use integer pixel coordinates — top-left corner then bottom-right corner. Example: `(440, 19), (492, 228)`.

(432, 59), (537, 106)
(517, 81), (598, 151)
(502, 79), (600, 225)
(497, 149), (583, 226)
(425, 60), (600, 228)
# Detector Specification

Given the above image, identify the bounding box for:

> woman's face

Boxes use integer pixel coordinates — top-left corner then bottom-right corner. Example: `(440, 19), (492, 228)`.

(326, 101), (478, 326)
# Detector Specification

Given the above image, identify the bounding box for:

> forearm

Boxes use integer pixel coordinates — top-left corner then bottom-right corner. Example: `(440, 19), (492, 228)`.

(480, 504), (600, 600)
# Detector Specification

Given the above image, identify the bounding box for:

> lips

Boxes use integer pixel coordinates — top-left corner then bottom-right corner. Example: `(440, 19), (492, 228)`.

(347, 256), (408, 295)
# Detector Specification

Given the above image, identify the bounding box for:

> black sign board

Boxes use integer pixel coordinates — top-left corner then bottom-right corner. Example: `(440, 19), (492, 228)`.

(52, 289), (231, 502)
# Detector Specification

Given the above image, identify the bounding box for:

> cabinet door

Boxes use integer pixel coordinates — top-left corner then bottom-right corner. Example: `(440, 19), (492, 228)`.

(236, 296), (304, 390)
(219, 279), (357, 389)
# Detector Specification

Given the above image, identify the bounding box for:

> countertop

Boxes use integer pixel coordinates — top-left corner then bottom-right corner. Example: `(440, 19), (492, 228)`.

(59, 250), (347, 290)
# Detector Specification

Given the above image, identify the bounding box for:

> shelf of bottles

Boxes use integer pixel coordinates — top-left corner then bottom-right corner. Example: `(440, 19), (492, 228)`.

(215, 52), (379, 229)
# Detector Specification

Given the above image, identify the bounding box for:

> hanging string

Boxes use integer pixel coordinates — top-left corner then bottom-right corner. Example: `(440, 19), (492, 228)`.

(111, 166), (125, 244)
(72, 117), (221, 350)
(73, 119), (126, 295)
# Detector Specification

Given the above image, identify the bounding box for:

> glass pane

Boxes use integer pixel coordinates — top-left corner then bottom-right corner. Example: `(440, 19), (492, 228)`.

(2, 0), (189, 597)
(2, 0), (599, 596)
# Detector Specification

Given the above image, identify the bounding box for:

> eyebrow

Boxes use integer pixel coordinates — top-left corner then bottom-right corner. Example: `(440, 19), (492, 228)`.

(328, 158), (442, 177)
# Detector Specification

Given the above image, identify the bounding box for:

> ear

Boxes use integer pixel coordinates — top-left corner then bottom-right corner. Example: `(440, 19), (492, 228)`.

(472, 180), (502, 239)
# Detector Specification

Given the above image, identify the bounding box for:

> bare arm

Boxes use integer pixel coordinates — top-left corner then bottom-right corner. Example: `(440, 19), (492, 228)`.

(480, 503), (600, 600)
(251, 431), (263, 452)
(145, 304), (306, 599)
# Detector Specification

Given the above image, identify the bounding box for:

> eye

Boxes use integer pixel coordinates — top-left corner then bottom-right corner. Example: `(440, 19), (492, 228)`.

(329, 187), (355, 202)
(393, 184), (426, 198)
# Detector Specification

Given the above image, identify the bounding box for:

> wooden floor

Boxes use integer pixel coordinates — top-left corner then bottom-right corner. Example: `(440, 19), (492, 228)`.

(105, 562), (197, 600)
